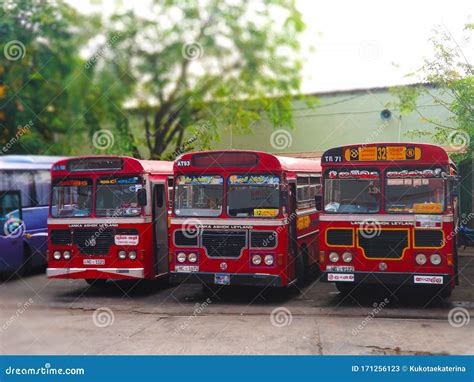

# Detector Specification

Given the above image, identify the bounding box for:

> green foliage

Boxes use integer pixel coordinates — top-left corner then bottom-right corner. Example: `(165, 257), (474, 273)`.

(392, 24), (473, 164)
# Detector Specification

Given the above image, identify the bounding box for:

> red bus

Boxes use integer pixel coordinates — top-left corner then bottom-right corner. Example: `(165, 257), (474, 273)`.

(47, 156), (173, 286)
(319, 143), (459, 297)
(169, 150), (322, 287)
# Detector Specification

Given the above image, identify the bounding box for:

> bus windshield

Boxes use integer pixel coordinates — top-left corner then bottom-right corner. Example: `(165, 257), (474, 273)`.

(51, 179), (93, 217)
(324, 170), (381, 213)
(385, 170), (445, 214)
(227, 175), (280, 217)
(95, 176), (143, 217)
(174, 175), (223, 217)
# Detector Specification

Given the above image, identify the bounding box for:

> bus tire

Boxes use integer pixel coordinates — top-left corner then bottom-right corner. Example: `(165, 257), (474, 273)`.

(17, 244), (33, 277)
(85, 279), (108, 288)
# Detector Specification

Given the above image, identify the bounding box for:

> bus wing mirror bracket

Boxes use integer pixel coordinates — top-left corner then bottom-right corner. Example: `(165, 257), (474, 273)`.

(137, 188), (147, 207)
(315, 194), (322, 211)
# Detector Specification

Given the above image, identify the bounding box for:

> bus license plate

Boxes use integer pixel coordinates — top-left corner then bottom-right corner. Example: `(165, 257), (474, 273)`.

(175, 265), (199, 273)
(83, 259), (105, 265)
(326, 265), (355, 272)
(215, 274), (230, 285)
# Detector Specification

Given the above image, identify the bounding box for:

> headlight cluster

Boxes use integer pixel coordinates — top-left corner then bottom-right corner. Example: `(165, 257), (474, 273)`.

(329, 251), (353, 263)
(176, 252), (198, 263)
(416, 253), (442, 266)
(53, 250), (71, 260)
(251, 254), (274, 266)
(118, 250), (137, 260)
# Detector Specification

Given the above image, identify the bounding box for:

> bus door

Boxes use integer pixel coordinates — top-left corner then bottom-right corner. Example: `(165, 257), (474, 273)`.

(288, 182), (298, 267)
(0, 191), (24, 271)
(152, 183), (169, 276)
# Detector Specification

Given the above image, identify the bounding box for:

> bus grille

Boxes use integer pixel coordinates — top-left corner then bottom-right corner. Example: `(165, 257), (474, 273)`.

(50, 229), (72, 245)
(414, 230), (443, 248)
(250, 231), (275, 248)
(73, 228), (114, 255)
(202, 230), (247, 258)
(174, 230), (199, 247)
(358, 230), (408, 259)
(326, 229), (353, 246)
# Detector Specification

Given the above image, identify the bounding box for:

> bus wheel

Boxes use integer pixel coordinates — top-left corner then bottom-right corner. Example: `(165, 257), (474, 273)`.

(85, 279), (108, 288)
(17, 244), (33, 277)
(335, 282), (353, 295)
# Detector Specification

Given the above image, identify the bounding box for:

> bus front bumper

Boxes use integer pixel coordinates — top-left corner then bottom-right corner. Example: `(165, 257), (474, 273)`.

(47, 267), (145, 279)
(321, 271), (452, 286)
(170, 271), (282, 287)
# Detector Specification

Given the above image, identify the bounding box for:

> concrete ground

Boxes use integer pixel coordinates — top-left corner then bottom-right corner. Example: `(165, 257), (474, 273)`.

(0, 250), (473, 355)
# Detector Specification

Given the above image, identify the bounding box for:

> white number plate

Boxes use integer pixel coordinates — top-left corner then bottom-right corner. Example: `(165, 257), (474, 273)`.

(327, 273), (354, 282)
(175, 265), (199, 273)
(326, 265), (355, 272)
(83, 259), (105, 265)
(414, 275), (443, 284)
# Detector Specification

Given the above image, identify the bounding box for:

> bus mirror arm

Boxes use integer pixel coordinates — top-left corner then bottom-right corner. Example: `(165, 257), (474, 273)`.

(315, 194), (322, 211)
(137, 188), (147, 207)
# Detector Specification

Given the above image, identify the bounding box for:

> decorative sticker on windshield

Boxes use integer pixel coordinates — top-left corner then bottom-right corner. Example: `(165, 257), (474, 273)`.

(253, 208), (279, 217)
(176, 175), (223, 185)
(56, 179), (91, 186)
(98, 176), (141, 185)
(344, 146), (422, 161)
(228, 175), (279, 185)
(413, 203), (443, 214)
(328, 170), (379, 179)
(386, 168), (445, 178)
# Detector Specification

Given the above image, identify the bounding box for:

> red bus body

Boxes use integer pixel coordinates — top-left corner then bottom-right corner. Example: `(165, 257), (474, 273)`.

(319, 143), (459, 296)
(169, 150), (322, 287)
(47, 156), (173, 282)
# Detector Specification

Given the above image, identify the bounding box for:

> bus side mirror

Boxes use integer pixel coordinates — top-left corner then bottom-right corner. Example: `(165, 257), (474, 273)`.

(137, 188), (147, 207)
(315, 194), (322, 211)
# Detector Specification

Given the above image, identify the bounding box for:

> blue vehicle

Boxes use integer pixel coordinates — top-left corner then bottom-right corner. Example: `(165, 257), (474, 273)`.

(0, 155), (65, 275)
(459, 226), (474, 248)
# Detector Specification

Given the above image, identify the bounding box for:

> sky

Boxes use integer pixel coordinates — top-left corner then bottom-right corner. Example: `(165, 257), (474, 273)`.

(68, 0), (474, 94)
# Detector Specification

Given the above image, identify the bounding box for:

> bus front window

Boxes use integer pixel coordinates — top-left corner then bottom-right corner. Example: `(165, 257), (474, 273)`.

(324, 170), (381, 213)
(227, 175), (280, 217)
(385, 170), (446, 214)
(174, 175), (223, 217)
(51, 179), (92, 217)
(95, 176), (143, 217)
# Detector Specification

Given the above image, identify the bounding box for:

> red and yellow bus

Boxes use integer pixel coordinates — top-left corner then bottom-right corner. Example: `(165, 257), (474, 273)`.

(169, 150), (322, 287)
(319, 143), (459, 297)
(47, 156), (173, 286)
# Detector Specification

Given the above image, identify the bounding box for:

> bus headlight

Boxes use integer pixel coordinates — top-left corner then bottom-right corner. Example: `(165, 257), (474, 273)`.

(252, 254), (262, 265)
(128, 251), (137, 260)
(63, 251), (71, 260)
(415, 253), (427, 265)
(177, 252), (186, 263)
(188, 253), (198, 263)
(53, 251), (62, 260)
(342, 252), (352, 263)
(329, 252), (339, 263)
(264, 255), (274, 266)
(118, 250), (127, 259)
(430, 253), (442, 265)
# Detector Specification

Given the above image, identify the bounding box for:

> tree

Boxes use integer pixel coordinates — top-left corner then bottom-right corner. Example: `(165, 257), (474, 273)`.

(391, 24), (473, 162)
(97, 0), (308, 159)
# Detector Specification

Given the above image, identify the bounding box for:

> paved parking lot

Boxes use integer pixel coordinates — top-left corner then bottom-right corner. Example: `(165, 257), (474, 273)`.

(0, 251), (473, 355)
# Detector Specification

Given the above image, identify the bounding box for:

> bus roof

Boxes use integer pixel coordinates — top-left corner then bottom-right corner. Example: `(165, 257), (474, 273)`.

(321, 143), (452, 166)
(0, 155), (67, 170)
(51, 156), (173, 175)
(175, 150), (321, 173)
